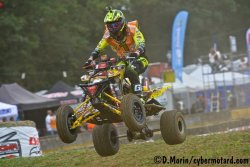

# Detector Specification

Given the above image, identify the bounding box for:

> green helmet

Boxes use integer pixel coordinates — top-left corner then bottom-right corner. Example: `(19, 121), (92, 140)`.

(104, 8), (125, 23)
(104, 8), (126, 38)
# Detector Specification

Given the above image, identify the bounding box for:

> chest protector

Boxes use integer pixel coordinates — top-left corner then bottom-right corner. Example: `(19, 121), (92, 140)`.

(104, 20), (138, 58)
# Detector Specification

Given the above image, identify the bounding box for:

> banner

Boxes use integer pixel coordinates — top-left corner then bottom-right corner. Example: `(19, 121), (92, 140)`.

(246, 28), (250, 63)
(171, 11), (189, 82)
(229, 36), (237, 53)
(0, 102), (18, 120)
(0, 126), (42, 158)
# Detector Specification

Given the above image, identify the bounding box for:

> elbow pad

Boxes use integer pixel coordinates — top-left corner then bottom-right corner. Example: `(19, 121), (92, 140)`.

(91, 49), (100, 60)
(138, 44), (145, 55)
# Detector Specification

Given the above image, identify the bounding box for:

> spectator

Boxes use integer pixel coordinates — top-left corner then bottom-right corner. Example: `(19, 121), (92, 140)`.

(173, 97), (181, 111)
(45, 110), (57, 135)
(208, 48), (223, 72)
(177, 100), (184, 111)
(221, 53), (231, 71)
(0, 117), (7, 122)
(198, 94), (207, 112)
(239, 57), (248, 70)
(227, 90), (236, 109)
(166, 50), (172, 68)
(9, 117), (15, 121)
(86, 123), (95, 132)
(191, 95), (206, 114)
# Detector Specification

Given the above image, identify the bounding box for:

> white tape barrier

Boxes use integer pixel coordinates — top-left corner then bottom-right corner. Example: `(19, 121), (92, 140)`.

(197, 125), (250, 137)
(0, 126), (42, 158)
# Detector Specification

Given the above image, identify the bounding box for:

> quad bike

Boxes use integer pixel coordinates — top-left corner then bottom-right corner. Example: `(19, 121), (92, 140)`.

(56, 56), (186, 157)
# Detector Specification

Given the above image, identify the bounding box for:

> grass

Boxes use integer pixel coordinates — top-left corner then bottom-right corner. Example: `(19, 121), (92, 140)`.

(0, 131), (250, 167)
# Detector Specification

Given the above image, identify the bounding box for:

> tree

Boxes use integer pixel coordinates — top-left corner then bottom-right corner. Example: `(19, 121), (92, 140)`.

(0, 0), (249, 90)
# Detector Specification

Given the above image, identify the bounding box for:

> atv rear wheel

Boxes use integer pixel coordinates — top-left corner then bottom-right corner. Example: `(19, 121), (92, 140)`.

(121, 93), (146, 132)
(56, 105), (79, 143)
(160, 110), (186, 145)
(92, 123), (119, 157)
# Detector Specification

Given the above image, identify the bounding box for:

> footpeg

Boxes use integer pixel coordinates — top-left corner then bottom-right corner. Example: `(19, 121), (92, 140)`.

(142, 126), (153, 138)
(127, 126), (154, 141)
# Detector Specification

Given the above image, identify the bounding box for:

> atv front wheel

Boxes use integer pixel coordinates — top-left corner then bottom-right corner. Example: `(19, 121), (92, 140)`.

(160, 110), (186, 145)
(121, 93), (146, 132)
(92, 123), (119, 157)
(56, 105), (79, 143)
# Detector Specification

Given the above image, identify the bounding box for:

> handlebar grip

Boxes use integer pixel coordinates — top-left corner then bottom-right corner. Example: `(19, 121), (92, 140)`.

(128, 52), (138, 58)
(83, 64), (94, 69)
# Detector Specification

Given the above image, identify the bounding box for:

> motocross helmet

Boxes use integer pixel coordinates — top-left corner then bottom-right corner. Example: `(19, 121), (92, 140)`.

(104, 7), (126, 40)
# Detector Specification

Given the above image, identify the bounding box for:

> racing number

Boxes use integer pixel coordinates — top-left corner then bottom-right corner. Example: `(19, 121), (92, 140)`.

(134, 84), (142, 91)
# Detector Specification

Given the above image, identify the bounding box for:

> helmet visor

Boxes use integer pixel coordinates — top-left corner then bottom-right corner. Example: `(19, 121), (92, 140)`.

(106, 19), (124, 34)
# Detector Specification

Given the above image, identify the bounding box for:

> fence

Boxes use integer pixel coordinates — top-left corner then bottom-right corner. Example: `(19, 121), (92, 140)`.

(171, 53), (250, 114)
(199, 53), (250, 112)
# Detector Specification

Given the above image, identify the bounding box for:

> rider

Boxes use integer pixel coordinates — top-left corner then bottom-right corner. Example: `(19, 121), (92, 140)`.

(85, 7), (149, 94)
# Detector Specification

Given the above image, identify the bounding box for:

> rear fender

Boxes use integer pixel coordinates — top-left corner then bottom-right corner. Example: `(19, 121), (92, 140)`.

(149, 85), (172, 99)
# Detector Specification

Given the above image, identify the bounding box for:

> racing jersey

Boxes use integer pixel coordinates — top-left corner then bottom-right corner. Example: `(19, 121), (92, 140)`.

(94, 21), (145, 58)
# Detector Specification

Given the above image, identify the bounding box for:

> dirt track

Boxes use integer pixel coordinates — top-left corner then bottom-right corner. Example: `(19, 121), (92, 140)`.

(1, 130), (249, 167)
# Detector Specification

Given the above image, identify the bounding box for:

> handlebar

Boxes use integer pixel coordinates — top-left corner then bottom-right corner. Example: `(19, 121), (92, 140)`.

(83, 64), (95, 69)
(124, 56), (136, 60)
(83, 53), (137, 69)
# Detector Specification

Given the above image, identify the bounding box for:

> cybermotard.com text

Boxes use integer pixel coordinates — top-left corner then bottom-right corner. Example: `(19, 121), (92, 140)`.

(153, 155), (249, 166)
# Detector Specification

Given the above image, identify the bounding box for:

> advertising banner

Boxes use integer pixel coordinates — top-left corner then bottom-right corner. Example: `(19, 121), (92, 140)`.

(229, 36), (237, 53)
(0, 102), (18, 120)
(246, 28), (250, 63)
(0, 126), (42, 158)
(171, 11), (189, 82)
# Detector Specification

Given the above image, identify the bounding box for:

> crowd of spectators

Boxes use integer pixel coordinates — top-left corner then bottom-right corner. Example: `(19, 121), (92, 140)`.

(205, 48), (249, 73)
(208, 48), (231, 72)
(0, 117), (15, 122)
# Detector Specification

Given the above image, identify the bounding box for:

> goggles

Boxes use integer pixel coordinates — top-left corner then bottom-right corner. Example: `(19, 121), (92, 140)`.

(107, 19), (124, 33)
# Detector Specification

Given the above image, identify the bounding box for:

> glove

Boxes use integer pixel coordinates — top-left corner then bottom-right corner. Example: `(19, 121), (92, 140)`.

(138, 45), (145, 55)
(91, 50), (99, 60)
(83, 59), (92, 69)
(129, 51), (140, 58)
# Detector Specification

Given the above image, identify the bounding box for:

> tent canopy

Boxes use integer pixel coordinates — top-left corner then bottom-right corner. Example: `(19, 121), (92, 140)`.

(0, 102), (18, 120)
(46, 81), (75, 94)
(172, 72), (203, 90)
(0, 83), (59, 111)
(44, 81), (78, 104)
(188, 64), (250, 87)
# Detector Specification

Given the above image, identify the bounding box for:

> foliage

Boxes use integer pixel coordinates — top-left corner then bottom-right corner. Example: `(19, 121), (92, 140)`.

(0, 131), (249, 167)
(0, 0), (249, 90)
